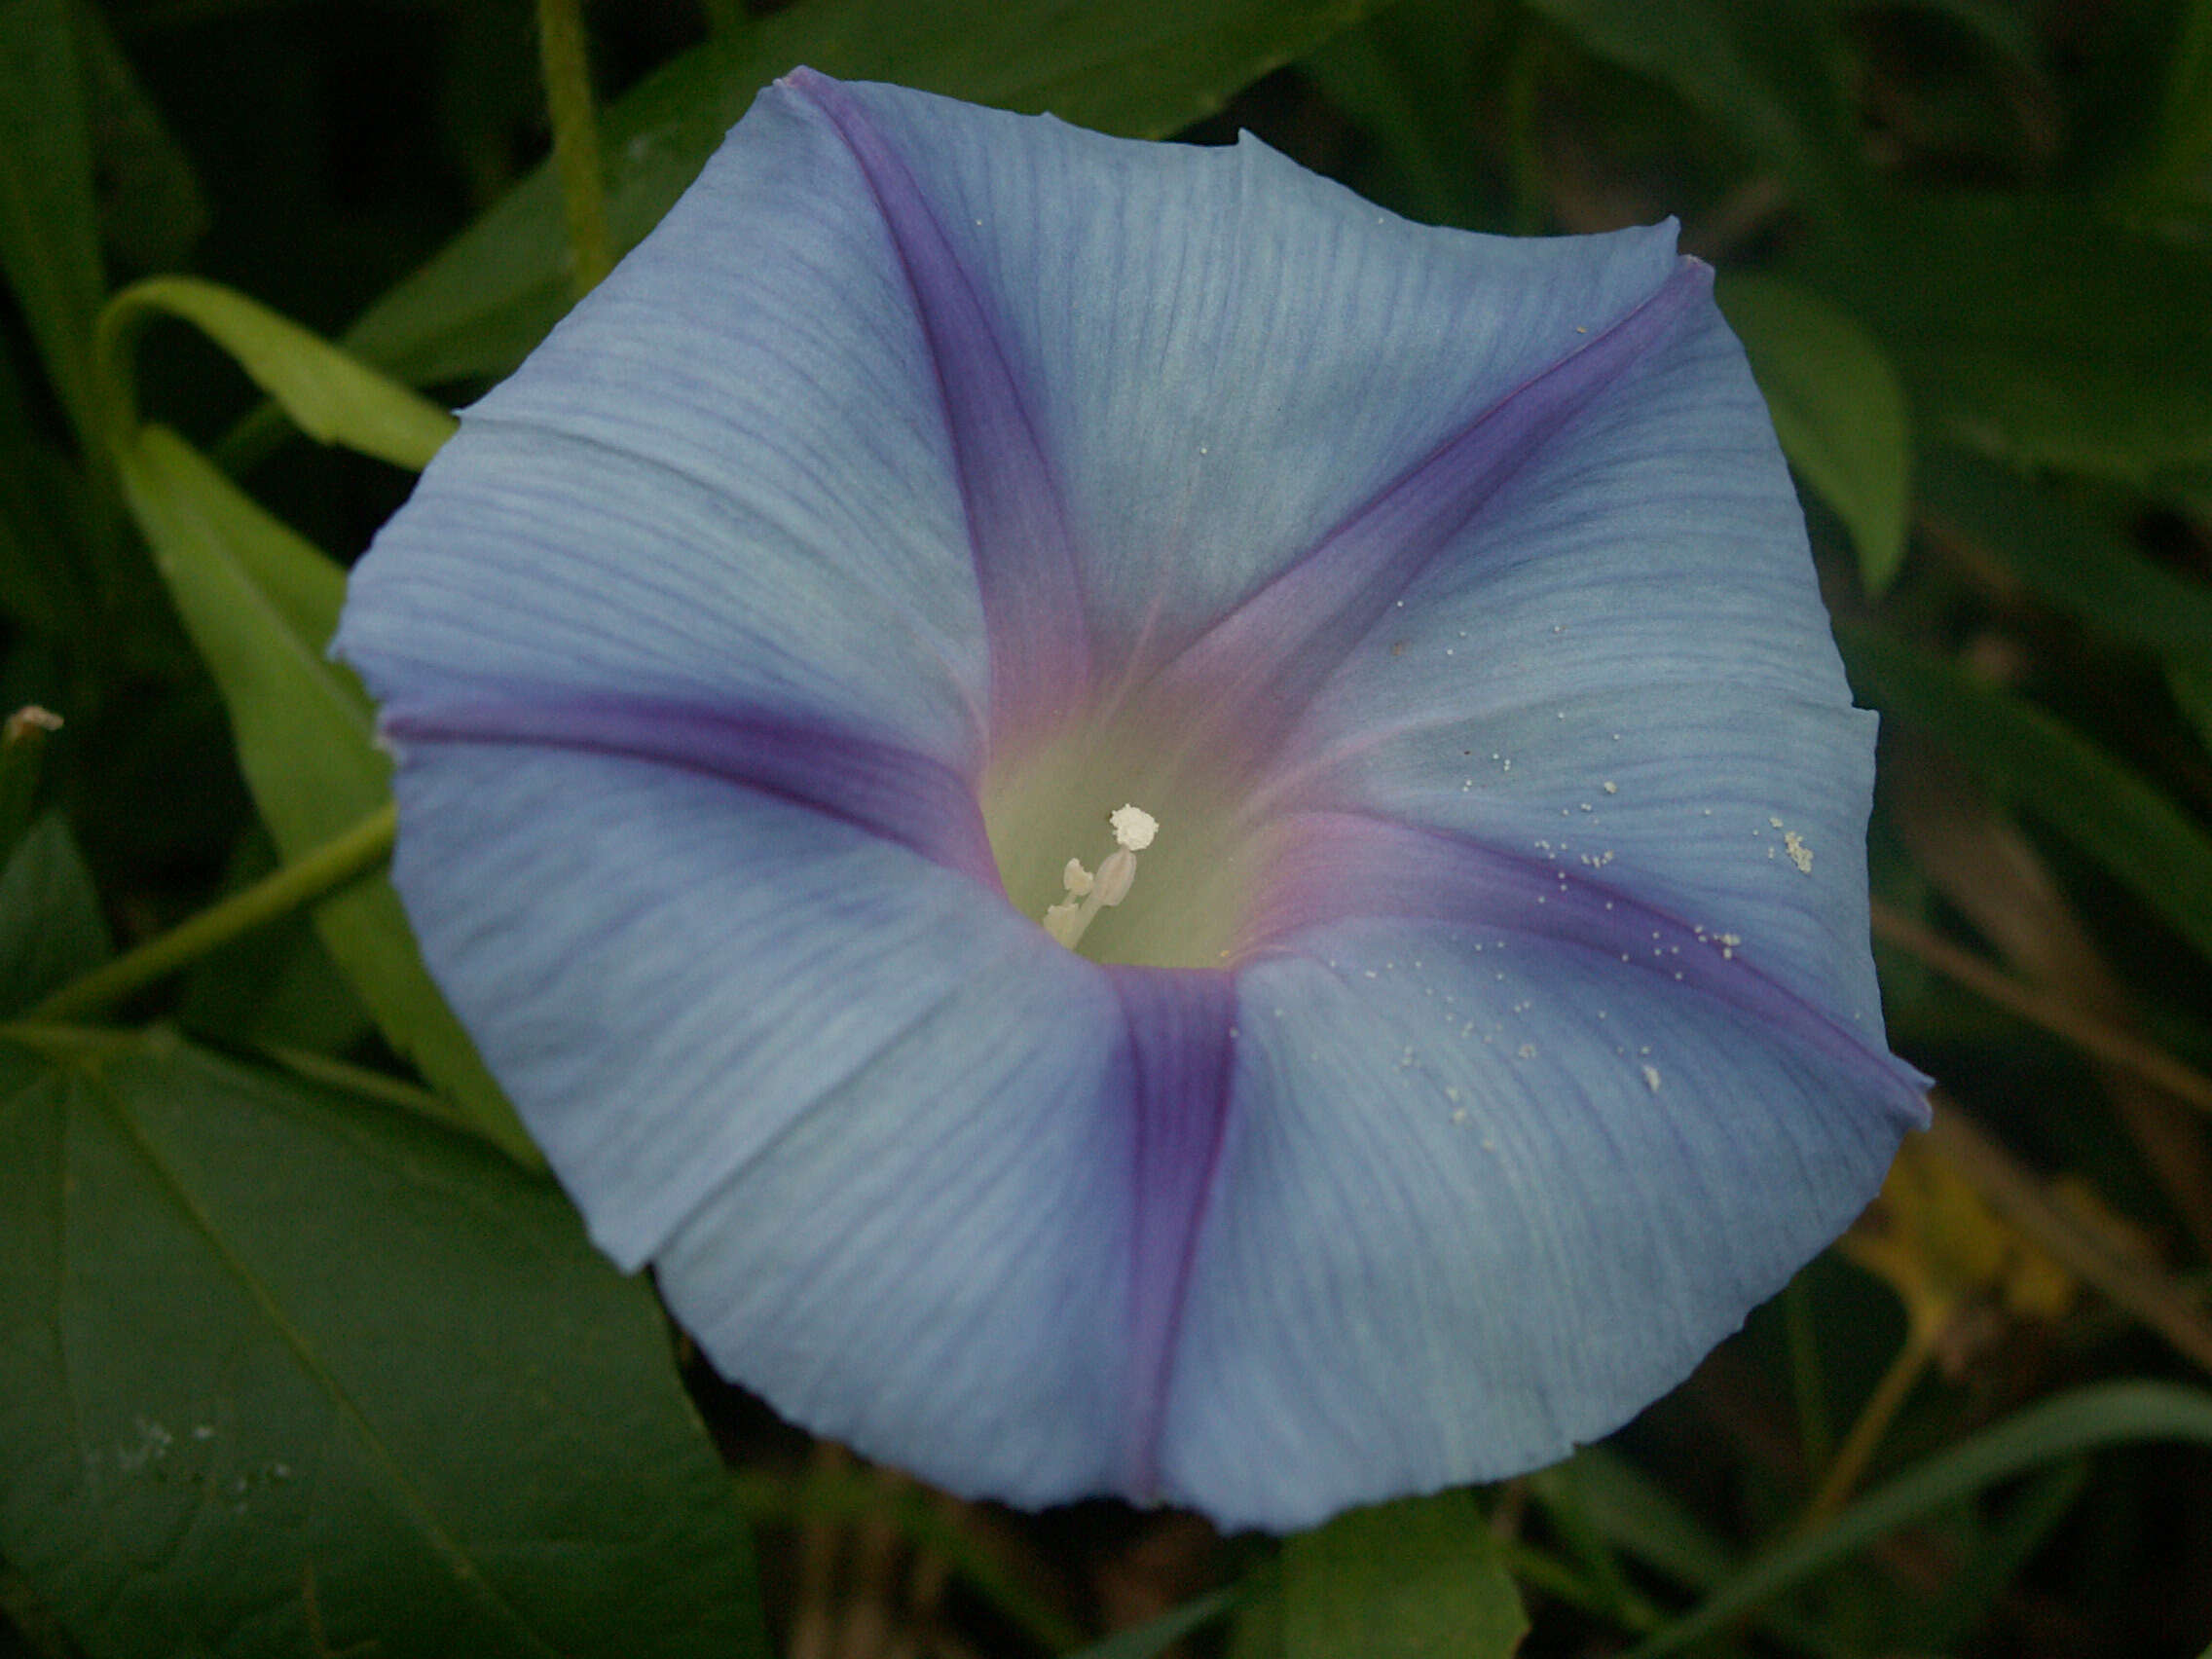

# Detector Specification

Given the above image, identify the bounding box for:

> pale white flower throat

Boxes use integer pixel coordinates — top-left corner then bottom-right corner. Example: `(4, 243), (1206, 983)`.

(1043, 803), (1159, 950)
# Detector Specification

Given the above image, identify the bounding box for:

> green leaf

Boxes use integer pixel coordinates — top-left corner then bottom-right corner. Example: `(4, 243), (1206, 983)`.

(0, 0), (104, 447)
(1790, 195), (2212, 483)
(1619, 1382), (2212, 1659)
(112, 424), (535, 1164)
(1718, 274), (1912, 592)
(100, 277), (455, 469)
(1917, 448), (2212, 662)
(1280, 1491), (1528, 1659)
(0, 1028), (764, 1658)
(1514, 0), (1867, 208)
(0, 815), (108, 1015)
(344, 0), (1381, 387)
(1840, 624), (2212, 965)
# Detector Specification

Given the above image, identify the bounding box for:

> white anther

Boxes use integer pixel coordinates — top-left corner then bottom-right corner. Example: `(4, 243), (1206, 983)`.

(1062, 858), (1094, 897)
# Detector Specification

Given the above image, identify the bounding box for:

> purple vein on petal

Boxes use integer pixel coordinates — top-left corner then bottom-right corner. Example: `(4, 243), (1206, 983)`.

(786, 69), (1091, 748)
(381, 694), (1000, 888)
(1247, 809), (1933, 1119)
(1151, 261), (1714, 748)
(1105, 965), (1239, 1501)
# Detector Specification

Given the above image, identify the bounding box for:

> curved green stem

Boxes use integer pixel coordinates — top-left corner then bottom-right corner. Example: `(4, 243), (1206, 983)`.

(536, 0), (614, 298)
(33, 803), (397, 1021)
(1803, 1309), (1941, 1528)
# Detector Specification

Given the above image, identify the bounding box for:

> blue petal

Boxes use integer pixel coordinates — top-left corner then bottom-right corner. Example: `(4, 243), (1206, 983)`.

(384, 740), (1034, 1271)
(387, 735), (1252, 1507)
(336, 81), (998, 761)
(1162, 911), (1920, 1530)
(775, 77), (1687, 682)
(1254, 274), (1890, 1027)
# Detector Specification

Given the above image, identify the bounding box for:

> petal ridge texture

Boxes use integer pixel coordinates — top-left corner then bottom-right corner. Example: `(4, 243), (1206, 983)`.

(337, 70), (1928, 1532)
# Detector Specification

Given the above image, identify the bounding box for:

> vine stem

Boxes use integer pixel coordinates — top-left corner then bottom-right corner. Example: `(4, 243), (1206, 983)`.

(1803, 1309), (1942, 1528)
(33, 803), (397, 1022)
(536, 0), (614, 298)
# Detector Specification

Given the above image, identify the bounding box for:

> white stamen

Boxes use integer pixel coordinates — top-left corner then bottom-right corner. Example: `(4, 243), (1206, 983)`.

(1043, 804), (1159, 949)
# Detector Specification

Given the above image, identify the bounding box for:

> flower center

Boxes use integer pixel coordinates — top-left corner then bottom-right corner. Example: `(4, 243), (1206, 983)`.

(979, 712), (1261, 970)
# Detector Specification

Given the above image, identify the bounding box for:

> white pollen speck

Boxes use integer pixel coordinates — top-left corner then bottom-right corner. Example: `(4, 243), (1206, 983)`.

(1769, 815), (1785, 829)
(1603, 780), (1618, 794)
(1109, 803), (1158, 851)
(1641, 1063), (1662, 1092)
(1784, 830), (1814, 873)
(1517, 1043), (1537, 1059)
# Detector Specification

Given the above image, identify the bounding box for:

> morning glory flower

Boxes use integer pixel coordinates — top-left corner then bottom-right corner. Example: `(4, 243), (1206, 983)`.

(335, 69), (1930, 1531)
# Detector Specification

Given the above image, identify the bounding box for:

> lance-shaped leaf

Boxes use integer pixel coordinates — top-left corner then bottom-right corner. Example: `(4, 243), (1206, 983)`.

(115, 424), (532, 1163)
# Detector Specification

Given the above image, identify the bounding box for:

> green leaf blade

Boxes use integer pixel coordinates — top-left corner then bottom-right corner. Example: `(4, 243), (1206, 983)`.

(102, 277), (456, 469)
(1719, 274), (1913, 593)
(1622, 1382), (2212, 1659)
(1281, 1491), (1529, 1659)
(112, 424), (533, 1163)
(0, 1032), (764, 1659)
